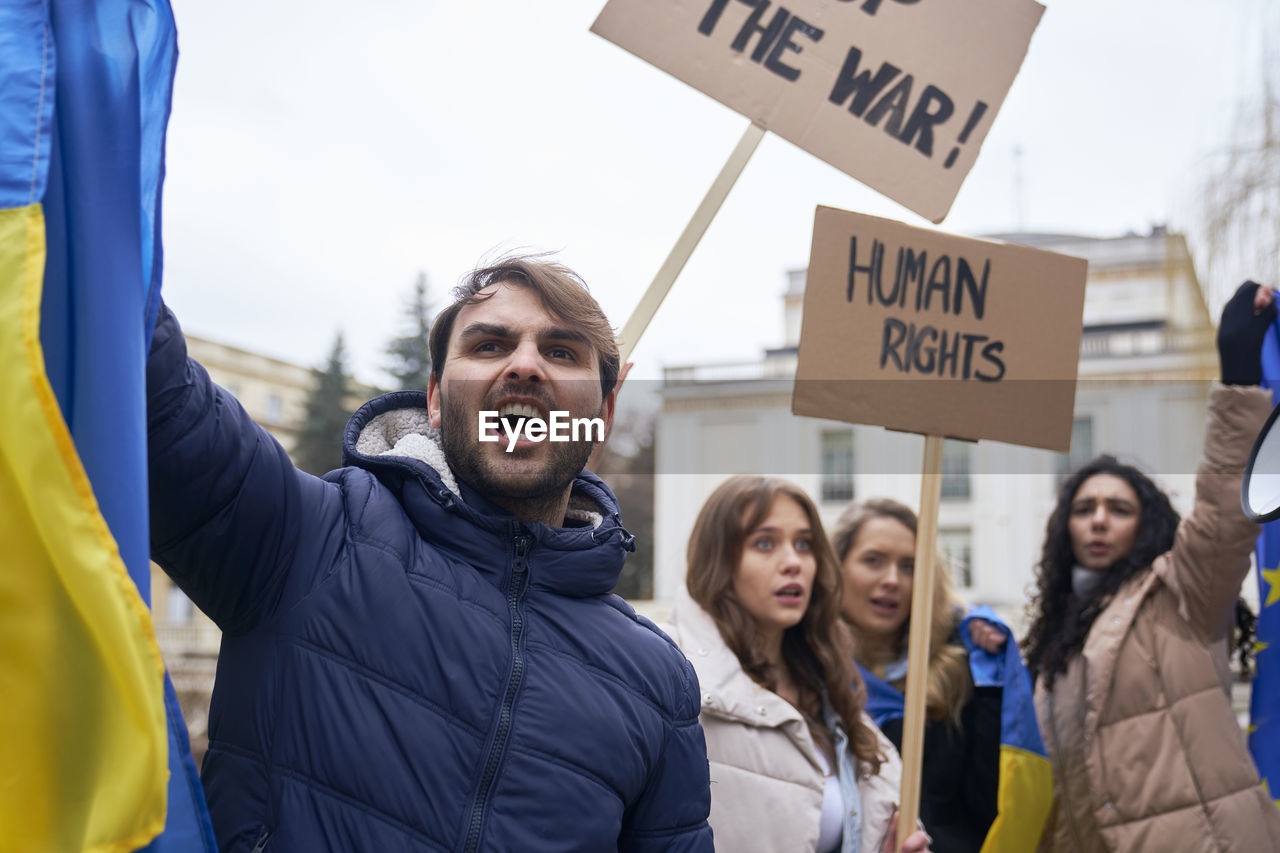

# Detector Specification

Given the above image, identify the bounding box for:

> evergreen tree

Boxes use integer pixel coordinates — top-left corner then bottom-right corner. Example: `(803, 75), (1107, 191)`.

(385, 272), (433, 391)
(597, 415), (655, 601)
(293, 332), (353, 476)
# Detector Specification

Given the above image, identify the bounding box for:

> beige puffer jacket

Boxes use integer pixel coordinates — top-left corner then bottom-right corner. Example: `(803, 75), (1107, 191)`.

(665, 589), (903, 853)
(1035, 383), (1280, 852)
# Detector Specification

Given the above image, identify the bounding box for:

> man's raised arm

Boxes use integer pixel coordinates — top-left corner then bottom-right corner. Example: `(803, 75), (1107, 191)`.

(147, 303), (343, 634)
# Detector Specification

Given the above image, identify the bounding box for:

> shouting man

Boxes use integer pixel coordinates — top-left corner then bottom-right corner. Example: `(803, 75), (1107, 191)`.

(148, 255), (713, 851)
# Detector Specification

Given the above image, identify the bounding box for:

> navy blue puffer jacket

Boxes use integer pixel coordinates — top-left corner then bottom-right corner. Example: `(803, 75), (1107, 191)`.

(147, 306), (713, 852)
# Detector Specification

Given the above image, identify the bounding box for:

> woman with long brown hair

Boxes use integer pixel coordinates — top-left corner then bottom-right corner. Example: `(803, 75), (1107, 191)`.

(663, 475), (930, 853)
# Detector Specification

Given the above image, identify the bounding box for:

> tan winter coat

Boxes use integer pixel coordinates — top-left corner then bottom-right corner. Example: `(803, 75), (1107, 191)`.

(665, 589), (903, 853)
(1035, 383), (1280, 852)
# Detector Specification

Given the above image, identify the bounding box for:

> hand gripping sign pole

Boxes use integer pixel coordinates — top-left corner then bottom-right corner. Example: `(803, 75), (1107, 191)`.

(898, 434), (943, 849)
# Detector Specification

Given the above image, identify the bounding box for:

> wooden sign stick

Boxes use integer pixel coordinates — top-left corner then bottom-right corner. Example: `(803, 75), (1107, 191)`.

(587, 120), (764, 472)
(897, 433), (944, 850)
(616, 120), (765, 364)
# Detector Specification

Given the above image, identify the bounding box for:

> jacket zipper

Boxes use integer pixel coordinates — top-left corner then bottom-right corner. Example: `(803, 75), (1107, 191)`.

(1047, 689), (1087, 852)
(250, 828), (270, 853)
(462, 530), (531, 853)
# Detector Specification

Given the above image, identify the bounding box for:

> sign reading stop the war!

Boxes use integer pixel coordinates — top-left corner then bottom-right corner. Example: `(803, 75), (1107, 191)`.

(592, 0), (1044, 223)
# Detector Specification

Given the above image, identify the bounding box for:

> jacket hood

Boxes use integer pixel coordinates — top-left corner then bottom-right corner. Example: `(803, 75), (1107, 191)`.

(339, 391), (634, 597)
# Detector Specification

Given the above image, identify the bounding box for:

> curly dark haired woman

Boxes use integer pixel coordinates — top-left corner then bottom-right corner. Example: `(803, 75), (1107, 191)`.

(1023, 281), (1280, 852)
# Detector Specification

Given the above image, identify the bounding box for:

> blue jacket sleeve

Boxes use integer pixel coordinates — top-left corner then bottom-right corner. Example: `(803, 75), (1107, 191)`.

(147, 302), (347, 634)
(619, 655), (714, 852)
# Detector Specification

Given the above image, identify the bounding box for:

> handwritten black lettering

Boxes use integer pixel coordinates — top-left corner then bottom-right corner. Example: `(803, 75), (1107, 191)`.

(865, 73), (913, 136)
(936, 328), (960, 377)
(828, 47), (900, 117)
(858, 244), (991, 321)
(697, 0), (731, 35)
(829, 48), (960, 160)
(901, 248), (926, 312)
(944, 101), (989, 169)
(881, 317), (907, 370)
(955, 257), (989, 320)
(924, 255), (951, 314)
(847, 236), (883, 305)
(976, 340), (1005, 382)
(876, 318), (1005, 382)
(898, 84), (953, 156)
(857, 0), (923, 15)
(852, 237), (995, 342)
(878, 246), (903, 307)
(731, 2), (788, 61)
(766, 16), (824, 81)
(910, 324), (938, 372)
(893, 246), (907, 307)
(960, 332), (985, 377)
(698, 1), (821, 82)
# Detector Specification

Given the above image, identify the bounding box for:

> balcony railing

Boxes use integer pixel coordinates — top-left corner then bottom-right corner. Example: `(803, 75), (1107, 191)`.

(1078, 326), (1212, 359)
(662, 326), (1212, 385)
(155, 623), (222, 657)
(663, 354), (798, 384)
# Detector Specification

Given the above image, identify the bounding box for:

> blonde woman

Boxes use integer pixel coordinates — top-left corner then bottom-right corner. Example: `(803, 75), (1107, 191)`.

(831, 499), (1034, 853)
(664, 477), (930, 853)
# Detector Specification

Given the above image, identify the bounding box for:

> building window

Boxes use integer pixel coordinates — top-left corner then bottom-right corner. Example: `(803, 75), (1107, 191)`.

(1055, 416), (1095, 485)
(266, 393), (282, 424)
(940, 440), (972, 500)
(820, 429), (854, 503)
(166, 586), (194, 624)
(939, 527), (973, 588)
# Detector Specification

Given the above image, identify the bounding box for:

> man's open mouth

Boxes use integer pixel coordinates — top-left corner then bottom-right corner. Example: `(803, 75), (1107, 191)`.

(498, 401), (544, 434)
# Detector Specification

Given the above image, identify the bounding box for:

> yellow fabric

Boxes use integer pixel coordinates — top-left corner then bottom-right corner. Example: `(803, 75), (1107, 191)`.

(0, 204), (167, 852)
(980, 744), (1053, 853)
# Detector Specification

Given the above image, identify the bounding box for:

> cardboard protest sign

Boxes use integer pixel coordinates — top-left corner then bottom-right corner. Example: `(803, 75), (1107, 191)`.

(591, 0), (1044, 223)
(793, 206), (1087, 451)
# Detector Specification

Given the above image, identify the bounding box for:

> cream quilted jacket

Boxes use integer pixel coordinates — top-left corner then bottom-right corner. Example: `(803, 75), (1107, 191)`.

(665, 589), (903, 852)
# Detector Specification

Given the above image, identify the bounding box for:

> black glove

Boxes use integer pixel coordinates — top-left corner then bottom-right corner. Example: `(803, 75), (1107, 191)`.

(1217, 280), (1276, 385)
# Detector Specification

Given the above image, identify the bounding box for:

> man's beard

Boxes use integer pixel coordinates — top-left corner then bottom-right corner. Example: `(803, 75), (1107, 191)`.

(438, 387), (597, 502)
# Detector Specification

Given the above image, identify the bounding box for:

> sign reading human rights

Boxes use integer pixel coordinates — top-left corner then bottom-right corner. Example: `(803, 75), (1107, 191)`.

(591, 0), (1044, 223)
(792, 206), (1087, 451)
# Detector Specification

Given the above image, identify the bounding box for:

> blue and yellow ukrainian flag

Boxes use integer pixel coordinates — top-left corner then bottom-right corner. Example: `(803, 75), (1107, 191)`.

(1253, 320), (1280, 807)
(0, 1), (215, 850)
(959, 607), (1053, 852)
(859, 607), (1052, 852)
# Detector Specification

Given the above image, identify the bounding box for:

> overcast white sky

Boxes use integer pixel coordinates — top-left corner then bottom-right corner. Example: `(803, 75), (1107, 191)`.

(161, 0), (1274, 387)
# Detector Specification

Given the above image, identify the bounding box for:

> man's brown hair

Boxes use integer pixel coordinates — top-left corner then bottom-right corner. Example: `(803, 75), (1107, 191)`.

(429, 254), (620, 398)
